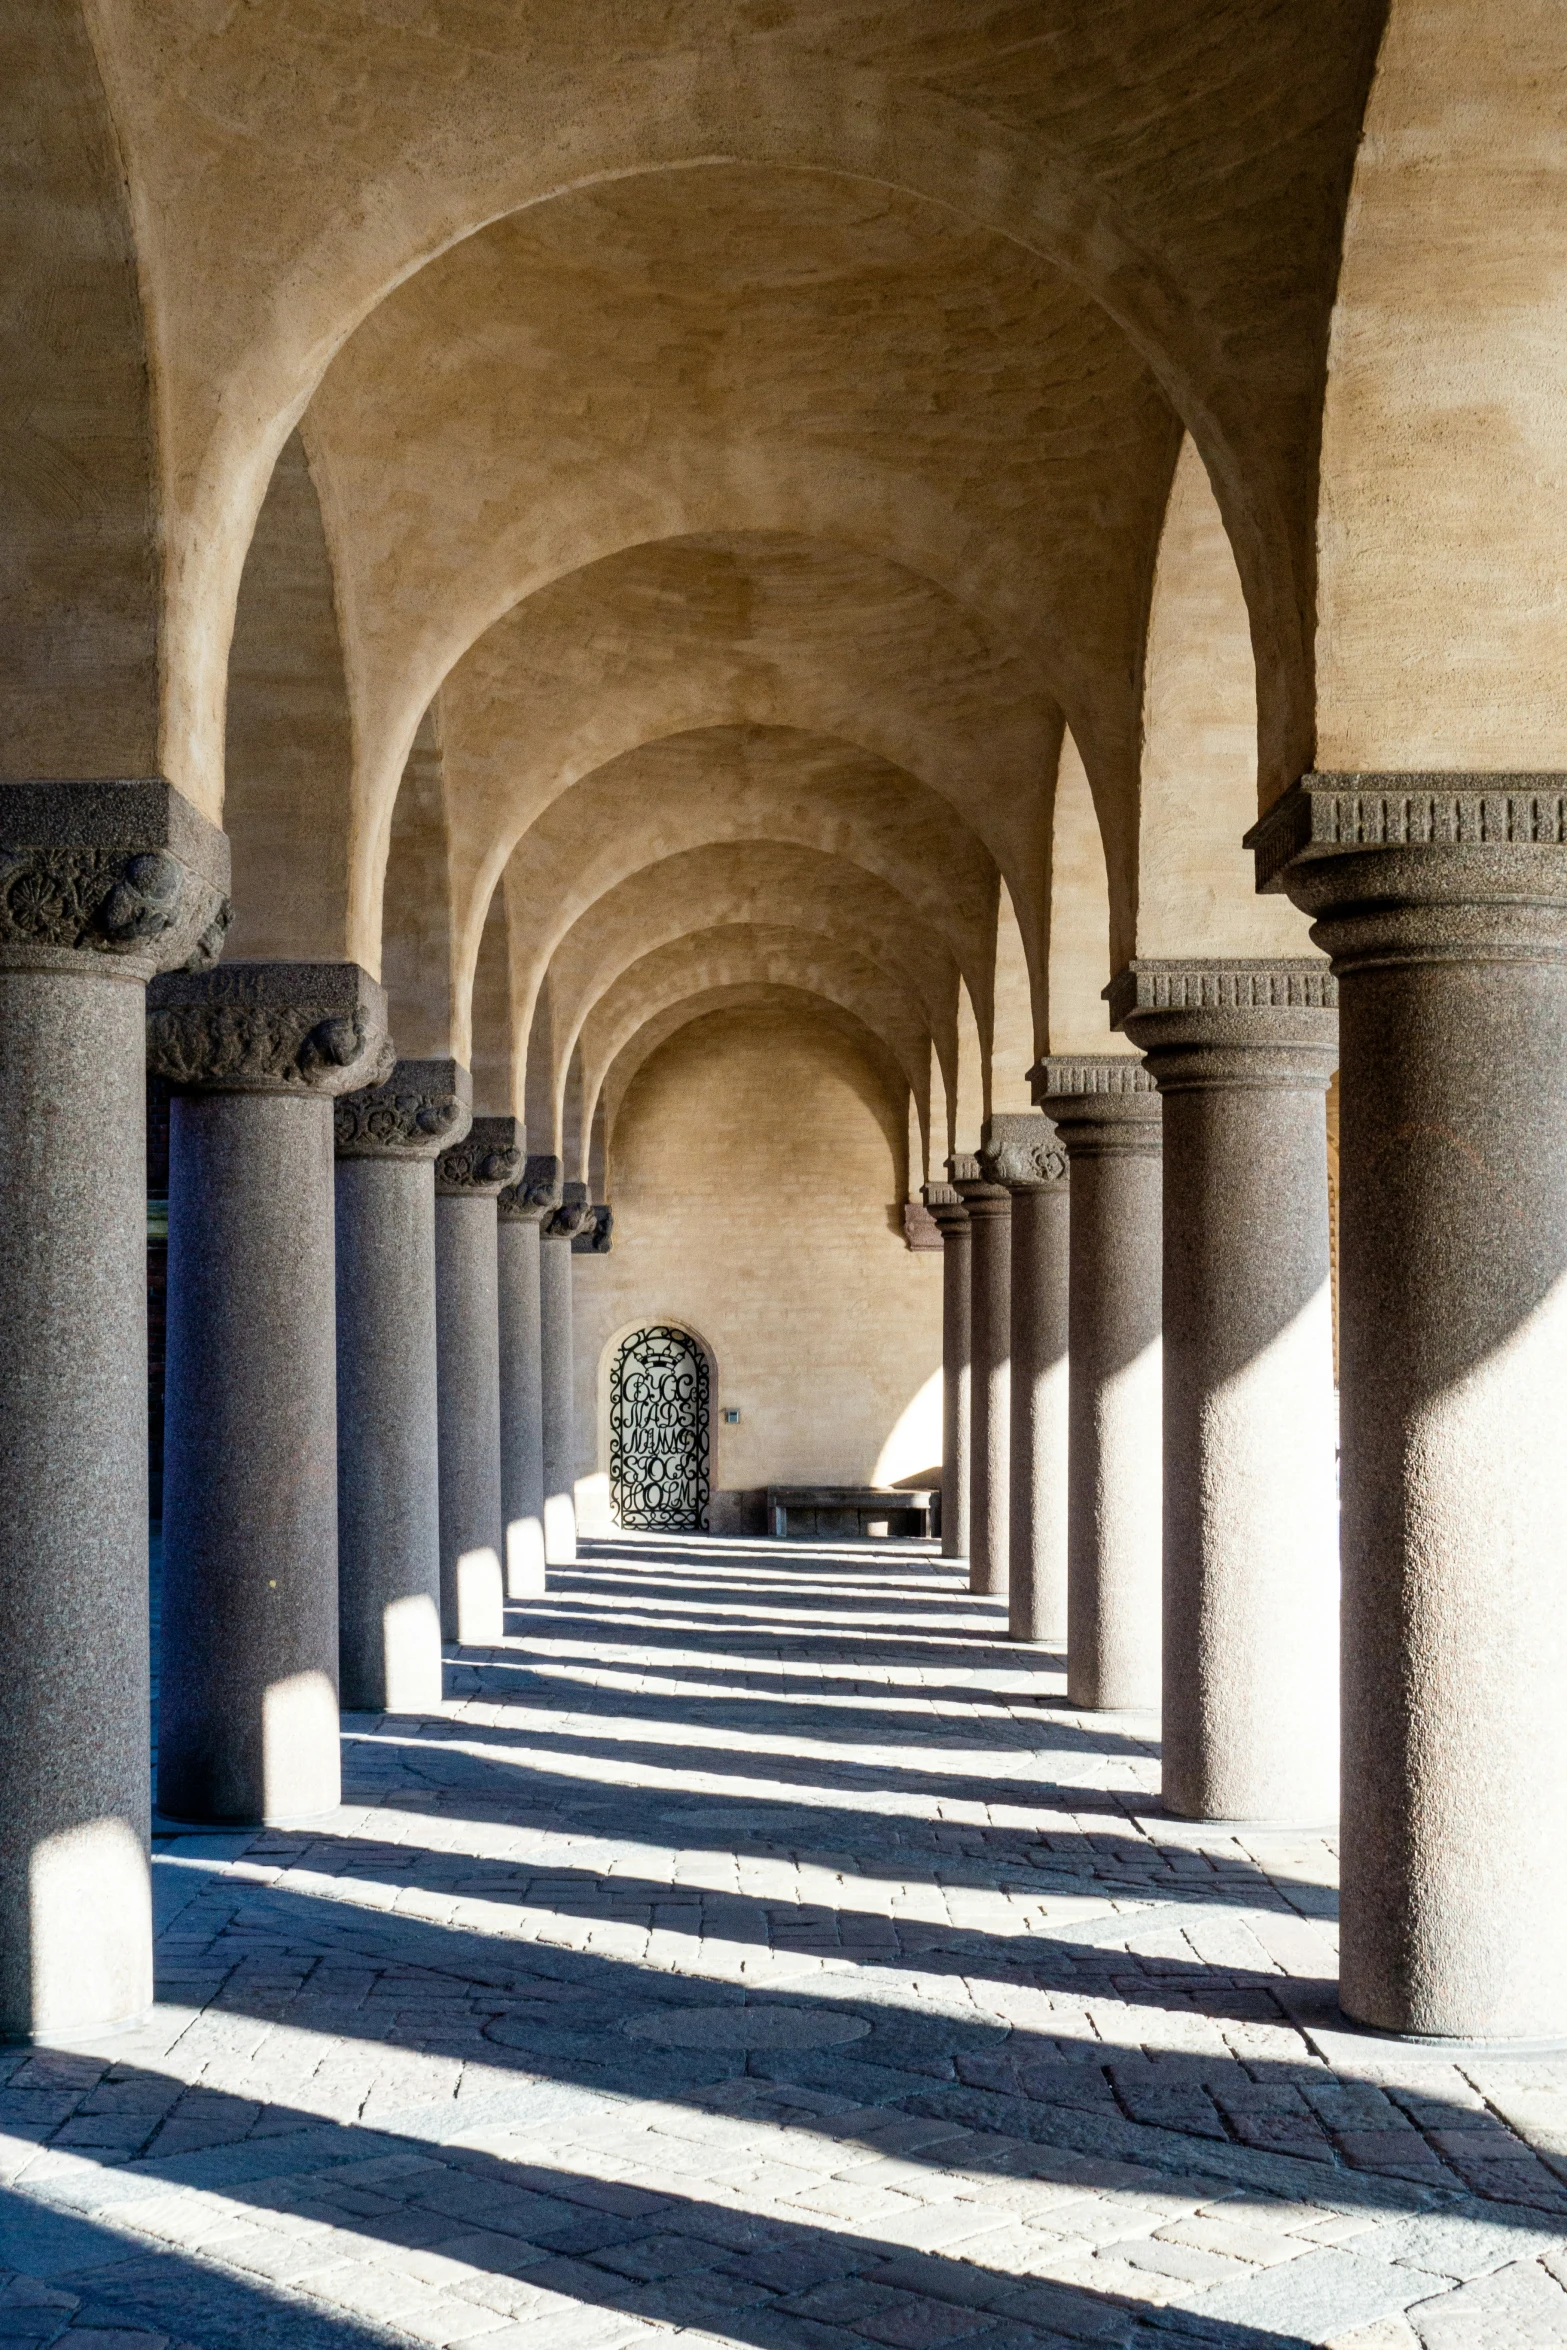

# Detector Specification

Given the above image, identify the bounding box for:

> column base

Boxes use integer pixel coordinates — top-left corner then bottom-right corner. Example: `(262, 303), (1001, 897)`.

(0, 2005), (154, 2051)
(152, 1804), (343, 1832)
(1280, 1984), (1567, 2064)
(1139, 1803), (1338, 1834)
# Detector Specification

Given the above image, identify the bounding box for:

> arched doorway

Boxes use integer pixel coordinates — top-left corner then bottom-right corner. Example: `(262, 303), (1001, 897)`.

(609, 1326), (711, 1532)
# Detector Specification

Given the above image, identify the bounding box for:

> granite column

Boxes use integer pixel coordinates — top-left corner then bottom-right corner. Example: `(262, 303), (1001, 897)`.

(433, 1119), (521, 1647)
(1033, 1058), (1163, 1712)
(498, 1154), (561, 1599)
(923, 1182), (972, 1563)
(151, 962), (391, 1825)
(952, 1156), (1012, 1598)
(0, 783), (228, 2039)
(1250, 773), (1567, 2040)
(1112, 961), (1339, 1826)
(334, 1060), (471, 1713)
(540, 1183), (592, 1566)
(983, 1115), (1070, 1647)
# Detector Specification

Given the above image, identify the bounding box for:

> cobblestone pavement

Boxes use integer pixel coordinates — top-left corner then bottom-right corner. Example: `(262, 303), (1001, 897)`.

(6, 1538), (1567, 2350)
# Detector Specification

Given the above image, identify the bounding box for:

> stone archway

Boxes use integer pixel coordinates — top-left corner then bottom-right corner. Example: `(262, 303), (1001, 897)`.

(608, 1325), (711, 1534)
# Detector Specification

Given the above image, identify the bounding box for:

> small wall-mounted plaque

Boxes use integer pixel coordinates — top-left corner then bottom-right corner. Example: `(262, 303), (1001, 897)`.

(722, 1407), (741, 1424)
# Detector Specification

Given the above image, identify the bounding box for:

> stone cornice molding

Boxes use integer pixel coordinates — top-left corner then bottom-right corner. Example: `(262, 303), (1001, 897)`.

(1030, 1053), (1162, 1159)
(1106, 959), (1339, 1096)
(1104, 958), (1336, 1022)
(435, 1115), (522, 1198)
(1247, 772), (1567, 893)
(0, 779), (230, 980)
(498, 1152), (564, 1224)
(546, 1180), (594, 1241)
(572, 1204), (614, 1255)
(147, 961), (392, 1095)
(1246, 774), (1567, 973)
(979, 1110), (1068, 1194)
(335, 1057), (472, 1159)
(921, 1180), (969, 1237)
(1029, 1054), (1158, 1098)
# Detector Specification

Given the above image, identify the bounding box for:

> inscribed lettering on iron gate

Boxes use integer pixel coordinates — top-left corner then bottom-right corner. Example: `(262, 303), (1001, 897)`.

(609, 1325), (710, 1532)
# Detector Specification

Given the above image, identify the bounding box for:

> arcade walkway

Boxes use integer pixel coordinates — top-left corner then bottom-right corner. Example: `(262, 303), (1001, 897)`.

(3, 1543), (1565, 2350)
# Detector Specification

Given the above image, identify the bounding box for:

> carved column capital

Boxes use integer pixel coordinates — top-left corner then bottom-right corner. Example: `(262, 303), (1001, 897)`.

(435, 1115), (523, 1198)
(921, 1180), (969, 1238)
(572, 1204), (614, 1255)
(335, 1058), (472, 1158)
(949, 1147), (1011, 1216)
(1030, 1052), (1162, 1159)
(979, 1110), (1069, 1194)
(1245, 771), (1567, 971)
(0, 779), (231, 980)
(498, 1152), (564, 1224)
(546, 1179), (593, 1241)
(1105, 958), (1338, 1094)
(147, 961), (392, 1095)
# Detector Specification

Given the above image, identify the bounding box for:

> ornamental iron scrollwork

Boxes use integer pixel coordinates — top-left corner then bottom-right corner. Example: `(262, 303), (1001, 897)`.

(609, 1325), (710, 1534)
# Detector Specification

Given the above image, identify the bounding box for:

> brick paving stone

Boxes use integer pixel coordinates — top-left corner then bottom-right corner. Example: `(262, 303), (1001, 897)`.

(3, 1536), (1565, 2350)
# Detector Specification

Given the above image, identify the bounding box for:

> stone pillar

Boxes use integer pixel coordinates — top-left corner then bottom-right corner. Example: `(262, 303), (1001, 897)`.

(982, 1114), (1071, 1647)
(150, 961), (391, 1826)
(540, 1183), (593, 1566)
(0, 783), (228, 2041)
(433, 1118), (521, 1647)
(923, 1182), (972, 1562)
(498, 1154), (561, 1600)
(952, 1156), (1012, 1598)
(334, 1060), (472, 1714)
(1110, 961), (1339, 1826)
(1248, 773), (1567, 2041)
(1033, 1057), (1162, 1711)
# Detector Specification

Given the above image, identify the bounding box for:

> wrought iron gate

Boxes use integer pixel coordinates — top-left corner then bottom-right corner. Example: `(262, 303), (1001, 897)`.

(609, 1325), (710, 1532)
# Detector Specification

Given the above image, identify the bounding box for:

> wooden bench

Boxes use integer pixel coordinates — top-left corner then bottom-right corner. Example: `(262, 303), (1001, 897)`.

(766, 1486), (940, 1542)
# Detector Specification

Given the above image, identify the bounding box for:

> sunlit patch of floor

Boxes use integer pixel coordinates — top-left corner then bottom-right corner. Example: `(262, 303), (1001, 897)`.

(4, 1535), (1566, 2350)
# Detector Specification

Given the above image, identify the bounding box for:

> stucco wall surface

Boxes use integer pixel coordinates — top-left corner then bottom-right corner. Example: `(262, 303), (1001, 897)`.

(572, 1006), (942, 1519)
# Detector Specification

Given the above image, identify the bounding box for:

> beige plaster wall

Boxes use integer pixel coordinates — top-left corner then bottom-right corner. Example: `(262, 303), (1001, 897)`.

(1316, 0), (1567, 772)
(381, 708), (453, 1060)
(953, 981), (985, 1157)
(469, 886), (510, 1118)
(585, 930), (927, 1157)
(483, 718), (998, 1077)
(991, 880), (1037, 1108)
(1138, 436), (1316, 957)
(0, 0), (158, 779)
(573, 1003), (942, 1519)
(599, 983), (912, 1205)
(79, 1), (1377, 842)
(1048, 731), (1133, 1056)
(223, 432), (353, 962)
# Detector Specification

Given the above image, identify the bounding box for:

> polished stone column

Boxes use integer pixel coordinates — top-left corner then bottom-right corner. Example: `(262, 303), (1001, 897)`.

(0, 783), (228, 2040)
(151, 961), (391, 1826)
(983, 1114), (1070, 1647)
(1111, 961), (1339, 1826)
(334, 1060), (471, 1713)
(952, 1155), (1012, 1598)
(1034, 1057), (1162, 1711)
(540, 1183), (593, 1566)
(434, 1118), (521, 1646)
(1249, 773), (1567, 2040)
(923, 1181), (972, 1562)
(498, 1154), (561, 1600)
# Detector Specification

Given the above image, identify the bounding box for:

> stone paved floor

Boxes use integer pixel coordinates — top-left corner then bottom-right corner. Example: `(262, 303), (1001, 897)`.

(6, 1539), (1567, 2350)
